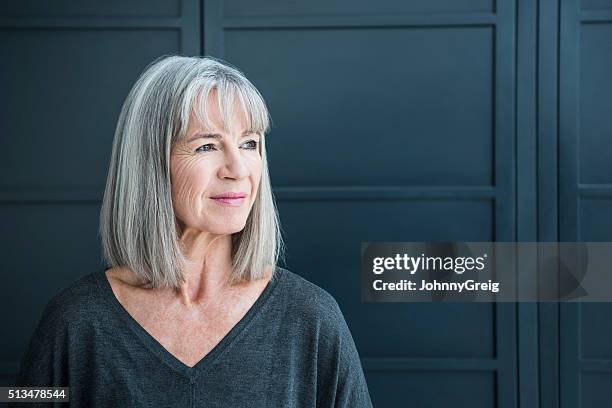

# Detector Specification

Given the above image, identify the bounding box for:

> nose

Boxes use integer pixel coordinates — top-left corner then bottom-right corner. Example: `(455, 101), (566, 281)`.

(218, 146), (249, 180)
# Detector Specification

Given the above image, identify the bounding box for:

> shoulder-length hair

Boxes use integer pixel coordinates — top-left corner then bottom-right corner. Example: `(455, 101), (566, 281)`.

(99, 55), (285, 290)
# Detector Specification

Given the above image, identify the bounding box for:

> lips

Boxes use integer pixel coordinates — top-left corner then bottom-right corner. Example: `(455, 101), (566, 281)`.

(210, 191), (247, 207)
(211, 192), (246, 199)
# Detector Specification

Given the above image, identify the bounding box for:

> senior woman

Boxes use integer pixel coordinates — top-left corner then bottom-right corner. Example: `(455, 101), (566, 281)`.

(14, 56), (373, 407)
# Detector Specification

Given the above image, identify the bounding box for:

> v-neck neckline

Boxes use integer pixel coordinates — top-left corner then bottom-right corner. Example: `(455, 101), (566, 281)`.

(95, 266), (284, 381)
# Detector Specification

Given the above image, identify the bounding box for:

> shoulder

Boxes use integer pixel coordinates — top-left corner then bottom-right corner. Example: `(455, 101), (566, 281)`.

(15, 271), (103, 387)
(274, 268), (365, 378)
(37, 270), (104, 330)
(274, 267), (346, 331)
(276, 267), (341, 311)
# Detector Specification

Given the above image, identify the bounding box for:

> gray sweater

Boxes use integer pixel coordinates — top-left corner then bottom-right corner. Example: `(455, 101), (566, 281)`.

(14, 267), (373, 407)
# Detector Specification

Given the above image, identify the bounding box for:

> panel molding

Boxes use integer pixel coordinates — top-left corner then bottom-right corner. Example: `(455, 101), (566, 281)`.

(578, 185), (612, 197)
(516, 0), (540, 407)
(0, 0), (200, 54)
(1, 356), (507, 386)
(274, 186), (496, 201)
(4, 355), (537, 379)
(494, 3), (518, 407)
(538, 0), (561, 405)
(580, 10), (612, 22)
(581, 359), (612, 372)
(362, 357), (499, 371)
(559, 0), (587, 406)
(0, 17), (186, 28)
(0, 186), (497, 203)
(221, 13), (498, 29)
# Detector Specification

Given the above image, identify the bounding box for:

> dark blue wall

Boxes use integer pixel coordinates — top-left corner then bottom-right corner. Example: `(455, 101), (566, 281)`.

(1, 1), (611, 407)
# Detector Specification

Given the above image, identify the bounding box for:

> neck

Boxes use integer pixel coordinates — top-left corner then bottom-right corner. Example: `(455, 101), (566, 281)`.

(175, 228), (237, 307)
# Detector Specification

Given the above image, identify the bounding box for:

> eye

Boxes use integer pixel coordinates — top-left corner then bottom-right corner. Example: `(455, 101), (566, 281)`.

(241, 140), (258, 150)
(195, 143), (217, 153)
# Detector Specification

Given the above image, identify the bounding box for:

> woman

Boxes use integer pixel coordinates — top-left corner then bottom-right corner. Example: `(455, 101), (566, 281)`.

(14, 55), (373, 407)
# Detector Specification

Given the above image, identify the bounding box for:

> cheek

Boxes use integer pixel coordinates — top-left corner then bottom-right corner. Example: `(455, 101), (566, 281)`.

(171, 161), (212, 211)
(249, 158), (263, 191)
(249, 155), (263, 177)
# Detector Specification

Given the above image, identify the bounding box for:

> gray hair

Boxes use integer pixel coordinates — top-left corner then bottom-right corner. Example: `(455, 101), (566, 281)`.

(99, 55), (285, 289)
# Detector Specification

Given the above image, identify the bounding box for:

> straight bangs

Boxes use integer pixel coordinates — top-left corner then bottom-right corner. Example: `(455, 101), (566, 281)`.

(174, 76), (270, 146)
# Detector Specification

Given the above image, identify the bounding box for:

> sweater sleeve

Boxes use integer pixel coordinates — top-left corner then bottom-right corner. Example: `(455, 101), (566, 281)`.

(316, 294), (374, 408)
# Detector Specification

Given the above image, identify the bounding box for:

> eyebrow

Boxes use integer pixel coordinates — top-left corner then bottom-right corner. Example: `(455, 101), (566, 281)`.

(186, 130), (257, 143)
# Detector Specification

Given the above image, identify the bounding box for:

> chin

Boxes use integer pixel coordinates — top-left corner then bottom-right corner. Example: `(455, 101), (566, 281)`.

(206, 220), (247, 235)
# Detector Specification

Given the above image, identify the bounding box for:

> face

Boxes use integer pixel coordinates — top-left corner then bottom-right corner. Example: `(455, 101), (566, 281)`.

(170, 90), (262, 236)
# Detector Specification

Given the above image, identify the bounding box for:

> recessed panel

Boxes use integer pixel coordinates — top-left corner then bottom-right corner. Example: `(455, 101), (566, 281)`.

(581, 303), (612, 358)
(579, 24), (612, 184)
(367, 371), (495, 407)
(579, 198), (612, 357)
(0, 0), (180, 17)
(0, 203), (104, 362)
(0, 29), (180, 190)
(582, 373), (612, 407)
(223, 0), (494, 17)
(277, 199), (495, 357)
(579, 198), (612, 241)
(227, 27), (494, 186)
